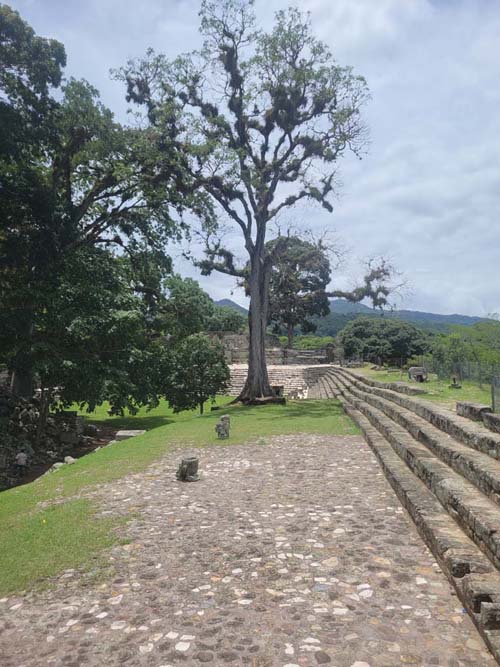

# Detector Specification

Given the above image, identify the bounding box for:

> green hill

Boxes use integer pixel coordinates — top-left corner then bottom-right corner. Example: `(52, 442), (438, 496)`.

(216, 296), (491, 336)
(314, 299), (491, 335)
(215, 298), (248, 316)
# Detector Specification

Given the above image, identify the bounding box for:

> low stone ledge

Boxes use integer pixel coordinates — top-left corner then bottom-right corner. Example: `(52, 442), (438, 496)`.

(337, 368), (500, 460)
(484, 413), (500, 435)
(347, 369), (427, 396)
(115, 429), (146, 441)
(457, 402), (492, 421)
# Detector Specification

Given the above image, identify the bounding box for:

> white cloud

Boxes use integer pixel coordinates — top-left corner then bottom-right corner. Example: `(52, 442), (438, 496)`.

(9, 0), (500, 315)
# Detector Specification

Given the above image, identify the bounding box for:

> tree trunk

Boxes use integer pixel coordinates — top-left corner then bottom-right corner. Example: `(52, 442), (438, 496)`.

(199, 401), (204, 415)
(10, 306), (35, 399)
(35, 385), (51, 447)
(287, 323), (294, 349)
(10, 367), (34, 399)
(238, 257), (275, 403)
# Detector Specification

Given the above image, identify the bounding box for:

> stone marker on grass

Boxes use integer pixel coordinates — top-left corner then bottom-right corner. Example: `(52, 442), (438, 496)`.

(215, 415), (230, 440)
(408, 366), (428, 383)
(176, 457), (200, 482)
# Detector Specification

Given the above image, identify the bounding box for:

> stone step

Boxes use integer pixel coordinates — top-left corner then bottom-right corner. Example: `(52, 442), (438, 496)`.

(227, 364), (335, 398)
(335, 368), (500, 461)
(330, 372), (500, 572)
(335, 396), (500, 663)
(308, 372), (340, 400)
(332, 371), (500, 508)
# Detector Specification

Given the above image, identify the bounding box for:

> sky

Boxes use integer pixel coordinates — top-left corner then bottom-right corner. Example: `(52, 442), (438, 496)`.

(9, 0), (500, 316)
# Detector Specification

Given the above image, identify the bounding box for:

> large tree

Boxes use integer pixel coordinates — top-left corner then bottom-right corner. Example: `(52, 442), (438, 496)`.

(119, 0), (370, 403)
(1, 7), (202, 397)
(339, 317), (430, 365)
(266, 236), (331, 347)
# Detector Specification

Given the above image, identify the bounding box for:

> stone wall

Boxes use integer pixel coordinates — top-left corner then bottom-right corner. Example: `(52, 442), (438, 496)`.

(0, 388), (86, 491)
(207, 331), (330, 365)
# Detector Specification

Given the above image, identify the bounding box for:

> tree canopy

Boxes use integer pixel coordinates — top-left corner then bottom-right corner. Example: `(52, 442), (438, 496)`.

(168, 333), (230, 414)
(431, 321), (500, 385)
(0, 7), (206, 400)
(264, 236), (331, 347)
(338, 317), (430, 365)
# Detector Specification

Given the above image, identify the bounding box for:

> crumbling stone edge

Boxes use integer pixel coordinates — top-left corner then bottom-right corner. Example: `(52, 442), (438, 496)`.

(339, 397), (500, 665)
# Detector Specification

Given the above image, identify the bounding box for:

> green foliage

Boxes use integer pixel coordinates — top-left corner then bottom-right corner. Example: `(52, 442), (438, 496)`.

(430, 321), (500, 384)
(168, 333), (230, 414)
(0, 7), (213, 403)
(0, 4), (66, 158)
(292, 335), (335, 350)
(207, 305), (246, 332)
(266, 236), (331, 346)
(161, 275), (215, 339)
(339, 317), (430, 364)
(312, 299), (492, 338)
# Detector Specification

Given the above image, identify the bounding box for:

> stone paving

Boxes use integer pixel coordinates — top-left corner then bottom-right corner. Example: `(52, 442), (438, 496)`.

(0, 434), (496, 667)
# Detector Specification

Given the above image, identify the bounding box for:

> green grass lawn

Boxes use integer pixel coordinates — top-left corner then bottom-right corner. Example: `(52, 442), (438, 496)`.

(355, 366), (492, 409)
(74, 396), (229, 431)
(0, 398), (358, 596)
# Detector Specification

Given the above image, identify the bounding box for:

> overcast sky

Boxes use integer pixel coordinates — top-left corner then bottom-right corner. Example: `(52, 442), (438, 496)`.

(10, 0), (500, 316)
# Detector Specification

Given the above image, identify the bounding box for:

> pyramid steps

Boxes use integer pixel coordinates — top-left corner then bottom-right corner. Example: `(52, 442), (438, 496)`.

(328, 367), (500, 663)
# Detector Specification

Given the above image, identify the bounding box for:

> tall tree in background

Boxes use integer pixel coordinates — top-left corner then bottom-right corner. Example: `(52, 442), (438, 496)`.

(266, 236), (331, 348)
(265, 235), (397, 347)
(119, 0), (372, 403)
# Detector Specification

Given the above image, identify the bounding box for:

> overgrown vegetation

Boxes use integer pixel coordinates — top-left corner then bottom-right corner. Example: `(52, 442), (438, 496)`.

(278, 335), (335, 349)
(429, 322), (500, 387)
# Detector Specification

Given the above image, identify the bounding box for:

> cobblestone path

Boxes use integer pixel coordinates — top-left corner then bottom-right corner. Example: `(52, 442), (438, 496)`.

(0, 434), (495, 667)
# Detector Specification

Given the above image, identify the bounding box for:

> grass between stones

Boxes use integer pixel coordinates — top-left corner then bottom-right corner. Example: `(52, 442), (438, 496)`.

(0, 398), (358, 596)
(356, 366), (492, 408)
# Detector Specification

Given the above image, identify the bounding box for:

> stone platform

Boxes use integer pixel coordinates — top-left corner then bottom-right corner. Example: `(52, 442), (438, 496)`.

(227, 364), (334, 398)
(0, 435), (493, 666)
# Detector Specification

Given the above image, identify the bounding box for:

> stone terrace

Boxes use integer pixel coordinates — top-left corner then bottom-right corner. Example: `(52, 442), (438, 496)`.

(227, 364), (334, 398)
(311, 366), (500, 663)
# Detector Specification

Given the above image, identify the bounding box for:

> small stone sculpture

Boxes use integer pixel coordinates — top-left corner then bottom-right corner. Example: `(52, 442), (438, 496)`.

(176, 456), (200, 482)
(408, 366), (428, 383)
(215, 414), (230, 439)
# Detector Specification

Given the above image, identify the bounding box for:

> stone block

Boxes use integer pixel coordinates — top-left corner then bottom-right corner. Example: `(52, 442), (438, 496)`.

(114, 429), (146, 441)
(480, 602), (500, 629)
(483, 412), (500, 434)
(456, 402), (491, 421)
(59, 431), (78, 445)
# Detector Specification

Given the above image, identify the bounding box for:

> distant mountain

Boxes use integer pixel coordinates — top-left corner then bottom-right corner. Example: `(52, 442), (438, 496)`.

(317, 299), (491, 335)
(327, 299), (373, 315)
(215, 296), (490, 336)
(215, 299), (248, 316)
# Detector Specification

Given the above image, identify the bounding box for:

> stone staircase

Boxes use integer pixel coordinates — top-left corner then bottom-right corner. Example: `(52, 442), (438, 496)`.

(227, 364), (335, 398)
(313, 367), (500, 663)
